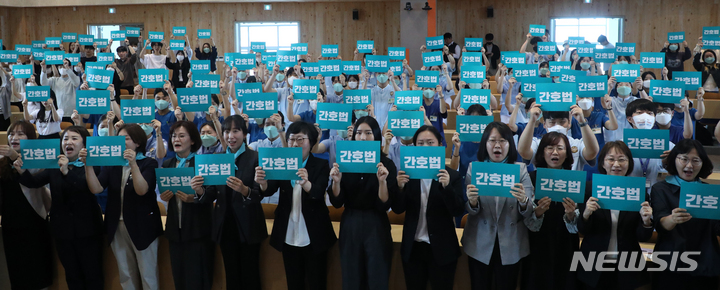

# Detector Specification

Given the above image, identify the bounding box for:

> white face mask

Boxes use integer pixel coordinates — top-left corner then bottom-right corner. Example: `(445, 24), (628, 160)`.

(309, 100), (318, 110)
(73, 66), (81, 73)
(348, 81), (358, 89)
(177, 55), (185, 62)
(643, 80), (651, 89)
(547, 125), (568, 136)
(577, 99), (593, 110)
(655, 112), (672, 126)
(288, 76), (297, 86)
(59, 68), (68, 76)
(632, 113), (656, 129)
(106, 67), (115, 72)
(26, 82), (35, 87)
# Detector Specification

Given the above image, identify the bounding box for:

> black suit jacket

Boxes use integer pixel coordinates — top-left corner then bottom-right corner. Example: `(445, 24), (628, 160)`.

(100, 157), (163, 250)
(391, 166), (464, 266)
(162, 157), (213, 243)
(263, 154), (336, 253)
(203, 148), (268, 244)
(18, 166), (104, 240)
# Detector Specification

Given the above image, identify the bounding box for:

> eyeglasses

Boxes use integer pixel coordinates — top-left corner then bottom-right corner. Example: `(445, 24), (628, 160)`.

(544, 146), (566, 153)
(288, 137), (308, 145)
(604, 157), (629, 165)
(488, 139), (508, 146)
(676, 155), (702, 167)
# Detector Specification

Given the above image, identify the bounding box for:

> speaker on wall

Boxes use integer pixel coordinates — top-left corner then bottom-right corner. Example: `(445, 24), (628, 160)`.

(487, 6), (494, 18)
(353, 9), (359, 20)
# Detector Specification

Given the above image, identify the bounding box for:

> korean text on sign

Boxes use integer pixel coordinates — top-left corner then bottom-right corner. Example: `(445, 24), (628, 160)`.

(535, 82), (577, 111)
(592, 173), (645, 211)
(400, 146), (445, 179)
(121, 99), (155, 124)
(19, 139), (60, 169)
(156, 167), (195, 194)
(456, 115), (492, 142)
(242, 93), (277, 118)
(459, 89), (491, 109)
(76, 90), (111, 115)
(394, 90), (423, 111)
(316, 103), (353, 130)
(259, 147), (303, 180)
(535, 167), (586, 203)
(388, 111), (424, 137)
(336, 140), (381, 174)
(470, 161), (520, 198)
(623, 128), (669, 159)
(680, 183), (720, 220)
(649, 80), (685, 103)
(195, 154), (235, 186)
(86, 136), (126, 166)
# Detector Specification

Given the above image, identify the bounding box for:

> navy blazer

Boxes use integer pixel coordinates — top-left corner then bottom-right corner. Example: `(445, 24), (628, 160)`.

(162, 157), (213, 243)
(100, 157), (163, 250)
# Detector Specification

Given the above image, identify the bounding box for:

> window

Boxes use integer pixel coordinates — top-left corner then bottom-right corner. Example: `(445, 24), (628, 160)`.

(235, 22), (300, 53)
(550, 17), (623, 48)
(87, 24), (144, 58)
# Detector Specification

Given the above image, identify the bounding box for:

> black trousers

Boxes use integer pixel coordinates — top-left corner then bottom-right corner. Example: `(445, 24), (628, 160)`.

(168, 233), (215, 290)
(282, 244), (328, 290)
(219, 216), (261, 290)
(338, 210), (393, 290)
(0, 116), (10, 131)
(55, 235), (105, 290)
(402, 241), (456, 290)
(467, 238), (521, 290)
(3, 225), (53, 290)
(651, 270), (719, 290)
(38, 132), (60, 139)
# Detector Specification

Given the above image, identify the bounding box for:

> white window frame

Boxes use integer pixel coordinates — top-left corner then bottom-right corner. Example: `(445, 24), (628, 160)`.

(550, 17), (624, 46)
(87, 23), (144, 58)
(234, 21), (300, 53)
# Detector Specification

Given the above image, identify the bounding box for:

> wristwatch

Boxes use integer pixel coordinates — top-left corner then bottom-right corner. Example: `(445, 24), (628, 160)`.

(578, 121), (588, 127)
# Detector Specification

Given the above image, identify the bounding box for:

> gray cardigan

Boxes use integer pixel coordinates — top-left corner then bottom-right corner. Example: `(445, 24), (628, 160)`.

(0, 73), (13, 120)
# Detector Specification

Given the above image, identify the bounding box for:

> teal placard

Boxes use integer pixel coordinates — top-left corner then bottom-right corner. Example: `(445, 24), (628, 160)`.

(86, 136), (126, 166)
(388, 47), (406, 60)
(26, 86), (51, 102)
(460, 65), (486, 83)
(224, 52), (239, 65)
(389, 62), (403, 75)
(64, 53), (80, 65)
(459, 89), (492, 109)
(456, 115), (493, 142)
(0, 50), (17, 63)
(235, 82), (263, 98)
(243, 92), (277, 118)
(549, 61), (571, 77)
(139, 69), (169, 89)
(471, 161), (520, 198)
(192, 74), (220, 94)
(251, 42), (266, 53)
(667, 31), (685, 43)
(568, 37), (584, 46)
(265, 57), (277, 69)
(31, 49), (46, 60)
(172, 26), (187, 36)
(415, 70), (440, 88)
(177, 87), (212, 112)
(319, 59), (342, 77)
(45, 37), (61, 48)
(321, 44), (339, 57)
(20, 139), (60, 169)
(464, 38), (483, 51)
(649, 80), (685, 103)
(462, 52), (484, 65)
(394, 90), (423, 111)
(673, 71), (702, 90)
(680, 183), (720, 220)
(32, 40), (45, 49)
(301, 62), (319, 75)
(529, 24), (546, 36)
(85, 62), (106, 71)
(94, 39), (109, 47)
(537, 42), (556, 55)
(615, 43), (636, 56)
(610, 64), (641, 83)
(110, 31), (126, 41)
(316, 103), (353, 130)
(576, 75), (608, 98)
(260, 51), (275, 63)
(535, 168), (586, 204)
(191, 60), (211, 74)
(593, 48), (615, 63)
(195, 154), (235, 186)
(520, 77), (553, 99)
(121, 99), (155, 124)
(61, 33), (77, 42)
(343, 89), (371, 110)
(125, 27), (141, 37)
(640, 52), (665, 69)
(197, 29), (212, 39)
(536, 82), (577, 112)
(76, 90), (111, 115)
(512, 63), (539, 79)
(576, 44), (595, 57)
(11, 64), (32, 78)
(425, 36), (444, 50)
(500, 51), (525, 68)
(44, 51), (64, 65)
(342, 61), (361, 75)
(148, 31), (164, 42)
(560, 69), (586, 83)
(703, 26), (720, 37)
(231, 54), (256, 70)
(422, 51), (444, 67)
(86, 68), (114, 89)
(388, 110), (424, 137)
(97, 52), (115, 64)
(357, 40), (374, 53)
(366, 55), (390, 73)
(623, 128), (670, 159)
(592, 174), (645, 211)
(400, 146), (445, 179)
(78, 34), (94, 46)
(15, 44), (32, 55)
(276, 50), (298, 68)
(291, 43), (308, 55)
(259, 147), (303, 180)
(336, 141), (381, 173)
(702, 36), (720, 49)
(292, 79), (320, 100)
(169, 40), (185, 50)
(156, 167), (194, 194)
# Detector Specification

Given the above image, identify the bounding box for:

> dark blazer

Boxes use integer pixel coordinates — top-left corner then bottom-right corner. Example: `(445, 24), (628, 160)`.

(17, 166), (104, 240)
(162, 157), (213, 243)
(391, 166), (464, 266)
(203, 148), (268, 244)
(264, 153), (336, 253)
(100, 157), (162, 250)
(166, 58), (191, 90)
(692, 53), (720, 86)
(576, 182), (653, 289)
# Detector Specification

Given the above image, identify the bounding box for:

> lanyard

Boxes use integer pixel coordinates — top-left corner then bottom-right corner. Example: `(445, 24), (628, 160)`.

(640, 158), (650, 177)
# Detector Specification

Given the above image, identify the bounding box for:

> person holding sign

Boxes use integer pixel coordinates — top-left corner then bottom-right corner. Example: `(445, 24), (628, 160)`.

(113, 117), (168, 162)
(139, 39), (169, 70)
(496, 64), (522, 123)
(22, 90), (62, 138)
(84, 123), (162, 290)
(651, 139), (720, 289)
(520, 33), (554, 65)
(329, 116), (397, 290)
(166, 48), (191, 90)
(40, 58), (80, 121)
(112, 42), (139, 101)
(572, 56), (598, 76)
(625, 99), (673, 192)
(576, 141), (654, 290)
(158, 121), (215, 290)
(450, 104), (491, 178)
(655, 102), (693, 144)
(662, 40), (692, 79)
(692, 41), (720, 92)
(194, 37), (218, 73)
(364, 68), (397, 129)
(421, 78), (448, 146)
(249, 113), (288, 150)
(393, 125), (464, 289)
(576, 95), (618, 151)
(383, 105), (433, 172)
(198, 120), (226, 154)
(604, 77), (645, 141)
(669, 88), (705, 136)
(0, 120), (53, 290)
(265, 64), (312, 126)
(255, 121), (335, 290)
(287, 91), (324, 124)
(14, 126), (105, 289)
(463, 122), (535, 290)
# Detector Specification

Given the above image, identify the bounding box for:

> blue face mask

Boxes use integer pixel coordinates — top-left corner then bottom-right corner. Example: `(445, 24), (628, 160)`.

(333, 83), (344, 93)
(203, 48), (210, 53)
(98, 128), (109, 136)
(618, 60), (628, 65)
(238, 72), (247, 79)
(376, 74), (389, 84)
(155, 100), (169, 110)
(354, 110), (369, 118)
(580, 62), (591, 70)
(468, 83), (481, 89)
(617, 86), (632, 96)
(337, 130), (348, 139)
(276, 74), (285, 82)
(264, 125), (279, 139)
(539, 68), (550, 76)
(201, 134), (218, 147)
(394, 79), (401, 86)
(669, 44), (679, 51)
(140, 124), (154, 136)
(423, 89), (435, 99)
(705, 57), (716, 64)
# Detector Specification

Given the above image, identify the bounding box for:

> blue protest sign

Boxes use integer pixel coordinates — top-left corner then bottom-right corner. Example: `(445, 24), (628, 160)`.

(336, 141), (381, 173)
(300, 62), (319, 75)
(317, 103), (353, 130)
(512, 64), (539, 80)
(610, 64), (641, 83)
(148, 31), (164, 42)
(121, 99), (155, 124)
(156, 167), (194, 194)
(243, 93), (277, 118)
(624, 128), (670, 159)
(673, 71), (702, 91)
(110, 31), (126, 41)
(649, 80), (685, 103)
(459, 89), (492, 109)
(520, 77), (553, 99)
(465, 38), (483, 51)
(169, 40), (185, 50)
(537, 42), (556, 55)
(15, 44), (32, 55)
(0, 50), (17, 63)
(394, 90), (423, 111)
(197, 29), (212, 39)
(86, 68), (114, 89)
(680, 183), (720, 220)
(422, 51), (444, 67)
(462, 52), (484, 65)
(615, 43), (636, 56)
(460, 65), (486, 83)
(20, 139), (60, 169)
(86, 136), (126, 166)
(415, 70), (440, 88)
(32, 40), (45, 49)
(536, 82), (577, 112)
(640, 52), (665, 69)
(702, 36), (720, 50)
(344, 90), (371, 110)
(500, 51), (526, 68)
(172, 26), (187, 36)
(321, 44), (339, 57)
(251, 42), (266, 53)
(64, 53), (80, 65)
(319, 59), (342, 77)
(195, 154), (235, 186)
(177, 88), (212, 112)
(426, 36), (444, 50)
(592, 174), (645, 211)
(456, 115), (493, 142)
(259, 147), (303, 180)
(261, 51), (276, 63)
(668, 32), (685, 43)
(291, 43), (308, 55)
(139, 69), (169, 89)
(703, 26), (720, 37)
(471, 162), (520, 198)
(11, 64), (32, 79)
(568, 37), (584, 46)
(342, 61), (361, 75)
(191, 60), (211, 75)
(292, 79), (320, 100)
(388, 111), (424, 137)
(26, 86), (51, 102)
(535, 168), (586, 203)
(357, 40), (374, 53)
(593, 48), (616, 63)
(85, 62), (106, 71)
(45, 37), (61, 48)
(400, 146), (445, 179)
(576, 44), (595, 57)
(231, 54), (256, 70)
(78, 34), (94, 46)
(265, 57), (277, 69)
(529, 24), (546, 37)
(276, 50), (298, 68)
(193, 74), (221, 94)
(576, 75), (608, 98)
(560, 69), (586, 83)
(97, 52), (115, 64)
(389, 47), (406, 60)
(61, 33), (77, 42)
(235, 82), (263, 99)
(44, 51), (64, 65)
(125, 27), (141, 37)
(549, 61), (571, 77)
(94, 39), (109, 47)
(366, 55), (390, 73)
(389, 62), (403, 75)
(31, 49), (46, 61)
(76, 90), (111, 115)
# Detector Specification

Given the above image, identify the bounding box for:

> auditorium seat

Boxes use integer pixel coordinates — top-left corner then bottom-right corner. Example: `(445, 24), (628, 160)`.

(262, 203), (277, 219)
(328, 206), (344, 222)
(387, 211), (405, 225)
(460, 213), (468, 228)
(157, 201), (166, 216)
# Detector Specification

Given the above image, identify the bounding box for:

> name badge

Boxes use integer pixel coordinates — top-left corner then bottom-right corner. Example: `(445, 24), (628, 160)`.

(388, 98), (394, 104)
(429, 116), (438, 122)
